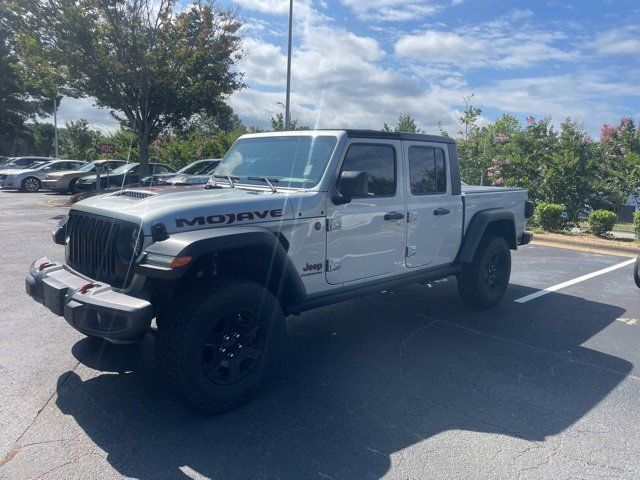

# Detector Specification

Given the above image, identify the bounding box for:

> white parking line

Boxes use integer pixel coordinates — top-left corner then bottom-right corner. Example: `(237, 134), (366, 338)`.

(514, 258), (636, 304)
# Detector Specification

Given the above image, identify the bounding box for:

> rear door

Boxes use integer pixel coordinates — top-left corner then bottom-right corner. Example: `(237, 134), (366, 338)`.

(404, 142), (463, 268)
(325, 140), (406, 284)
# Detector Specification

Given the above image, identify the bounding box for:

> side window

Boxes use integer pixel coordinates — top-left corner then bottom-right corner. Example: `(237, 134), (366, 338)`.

(408, 147), (447, 195)
(340, 144), (396, 197)
(52, 163), (67, 170)
(153, 165), (171, 174)
(73, 162), (85, 169)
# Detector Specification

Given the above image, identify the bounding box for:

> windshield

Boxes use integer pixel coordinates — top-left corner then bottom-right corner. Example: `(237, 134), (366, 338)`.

(111, 163), (138, 175)
(29, 161), (50, 170)
(178, 160), (210, 175)
(79, 162), (96, 172)
(215, 136), (338, 188)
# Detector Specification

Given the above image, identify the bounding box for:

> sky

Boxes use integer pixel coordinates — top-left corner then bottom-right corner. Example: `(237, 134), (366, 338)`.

(55, 0), (640, 137)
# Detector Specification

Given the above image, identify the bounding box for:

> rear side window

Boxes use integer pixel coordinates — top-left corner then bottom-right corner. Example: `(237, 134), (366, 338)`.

(340, 144), (396, 197)
(408, 147), (447, 195)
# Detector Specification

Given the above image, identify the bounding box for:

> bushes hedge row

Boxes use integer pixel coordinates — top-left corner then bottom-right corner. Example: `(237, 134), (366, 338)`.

(534, 202), (566, 231)
(588, 210), (617, 236)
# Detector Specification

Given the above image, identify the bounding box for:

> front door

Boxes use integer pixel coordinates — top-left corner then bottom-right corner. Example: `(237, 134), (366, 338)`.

(404, 142), (463, 268)
(326, 140), (406, 285)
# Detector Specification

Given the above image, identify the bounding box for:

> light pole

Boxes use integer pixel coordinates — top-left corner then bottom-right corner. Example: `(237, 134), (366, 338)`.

(284, 0), (293, 130)
(53, 95), (59, 158)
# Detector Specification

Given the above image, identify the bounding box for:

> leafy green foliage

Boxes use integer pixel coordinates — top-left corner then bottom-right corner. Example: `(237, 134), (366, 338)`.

(382, 114), (424, 133)
(59, 120), (101, 161)
(8, 0), (244, 174)
(588, 210), (617, 236)
(0, 3), (52, 155)
(270, 113), (309, 132)
(633, 211), (640, 238)
(535, 202), (566, 231)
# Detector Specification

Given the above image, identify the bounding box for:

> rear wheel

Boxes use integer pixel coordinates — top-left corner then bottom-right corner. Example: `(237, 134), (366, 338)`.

(156, 278), (285, 413)
(21, 177), (40, 192)
(634, 256), (640, 288)
(457, 234), (511, 308)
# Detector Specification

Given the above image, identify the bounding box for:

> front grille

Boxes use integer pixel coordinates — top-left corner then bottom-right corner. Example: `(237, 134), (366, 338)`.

(66, 211), (139, 287)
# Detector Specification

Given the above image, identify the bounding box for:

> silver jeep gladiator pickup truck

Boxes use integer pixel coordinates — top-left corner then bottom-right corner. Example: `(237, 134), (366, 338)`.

(26, 130), (534, 412)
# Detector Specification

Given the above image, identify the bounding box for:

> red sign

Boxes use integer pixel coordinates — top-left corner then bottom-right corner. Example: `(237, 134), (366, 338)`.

(98, 143), (116, 154)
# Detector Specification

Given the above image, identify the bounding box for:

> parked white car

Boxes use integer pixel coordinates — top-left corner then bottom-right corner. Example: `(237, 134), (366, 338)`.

(0, 160), (86, 192)
(0, 156), (55, 170)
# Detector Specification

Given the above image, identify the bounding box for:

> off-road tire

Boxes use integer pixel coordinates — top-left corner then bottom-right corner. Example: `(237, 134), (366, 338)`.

(634, 256), (640, 288)
(155, 277), (285, 413)
(457, 234), (511, 308)
(21, 177), (41, 192)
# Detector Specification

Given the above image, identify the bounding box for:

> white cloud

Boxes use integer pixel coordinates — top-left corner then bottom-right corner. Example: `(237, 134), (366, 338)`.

(395, 12), (579, 69)
(339, 0), (441, 21)
(52, 97), (119, 132)
(232, 19), (459, 132)
(433, 73), (640, 135)
(396, 31), (489, 63)
(595, 26), (640, 56)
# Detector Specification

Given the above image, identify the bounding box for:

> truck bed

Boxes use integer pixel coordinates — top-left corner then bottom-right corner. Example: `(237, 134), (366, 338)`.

(462, 184), (528, 238)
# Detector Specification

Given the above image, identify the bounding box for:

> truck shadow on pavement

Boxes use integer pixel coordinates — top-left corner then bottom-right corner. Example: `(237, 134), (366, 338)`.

(56, 281), (631, 479)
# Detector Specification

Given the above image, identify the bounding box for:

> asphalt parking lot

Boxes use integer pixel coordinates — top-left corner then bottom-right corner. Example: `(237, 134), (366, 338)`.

(2, 190), (640, 480)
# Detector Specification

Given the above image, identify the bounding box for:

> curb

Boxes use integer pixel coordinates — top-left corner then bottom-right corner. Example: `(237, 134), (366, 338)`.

(532, 234), (640, 257)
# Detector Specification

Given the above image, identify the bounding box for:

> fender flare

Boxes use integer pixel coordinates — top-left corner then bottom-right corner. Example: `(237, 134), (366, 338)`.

(457, 209), (516, 264)
(136, 226), (307, 304)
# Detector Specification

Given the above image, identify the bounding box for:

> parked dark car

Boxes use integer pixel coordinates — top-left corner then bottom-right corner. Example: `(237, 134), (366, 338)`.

(139, 159), (220, 186)
(75, 162), (175, 192)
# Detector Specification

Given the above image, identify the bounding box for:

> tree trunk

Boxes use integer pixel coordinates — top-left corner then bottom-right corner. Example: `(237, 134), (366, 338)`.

(138, 125), (150, 178)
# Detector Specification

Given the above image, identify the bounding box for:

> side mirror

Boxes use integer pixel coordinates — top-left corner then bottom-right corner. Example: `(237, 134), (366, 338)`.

(333, 170), (368, 205)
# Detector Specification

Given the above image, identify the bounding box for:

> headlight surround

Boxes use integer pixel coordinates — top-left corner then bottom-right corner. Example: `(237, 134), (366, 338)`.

(116, 225), (144, 263)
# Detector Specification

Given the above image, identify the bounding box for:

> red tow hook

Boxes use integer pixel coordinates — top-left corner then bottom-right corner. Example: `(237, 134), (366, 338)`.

(38, 261), (54, 271)
(79, 282), (96, 294)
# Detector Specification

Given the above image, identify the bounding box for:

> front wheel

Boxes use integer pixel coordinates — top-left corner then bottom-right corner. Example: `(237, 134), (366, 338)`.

(156, 278), (285, 413)
(21, 177), (41, 192)
(68, 178), (79, 194)
(457, 234), (511, 308)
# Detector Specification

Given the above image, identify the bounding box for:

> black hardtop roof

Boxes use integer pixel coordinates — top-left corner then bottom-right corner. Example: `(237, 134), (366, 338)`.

(341, 129), (456, 144)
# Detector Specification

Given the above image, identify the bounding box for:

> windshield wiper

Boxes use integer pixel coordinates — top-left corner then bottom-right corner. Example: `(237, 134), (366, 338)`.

(210, 174), (239, 188)
(248, 176), (279, 193)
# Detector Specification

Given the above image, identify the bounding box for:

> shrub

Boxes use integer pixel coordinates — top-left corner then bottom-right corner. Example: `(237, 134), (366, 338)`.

(535, 202), (566, 231)
(588, 210), (617, 236)
(633, 211), (640, 238)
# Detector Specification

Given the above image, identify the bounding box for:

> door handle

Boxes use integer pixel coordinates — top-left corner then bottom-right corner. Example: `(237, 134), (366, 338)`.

(434, 208), (450, 216)
(384, 212), (405, 221)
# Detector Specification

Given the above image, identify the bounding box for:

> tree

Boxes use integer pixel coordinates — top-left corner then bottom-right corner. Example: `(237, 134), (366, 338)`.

(459, 94), (481, 140)
(270, 113), (308, 131)
(59, 119), (102, 161)
(382, 114), (424, 133)
(9, 0), (244, 175)
(0, 4), (52, 155)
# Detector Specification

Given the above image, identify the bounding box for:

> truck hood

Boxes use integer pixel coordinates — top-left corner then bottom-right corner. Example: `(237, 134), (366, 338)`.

(72, 186), (303, 235)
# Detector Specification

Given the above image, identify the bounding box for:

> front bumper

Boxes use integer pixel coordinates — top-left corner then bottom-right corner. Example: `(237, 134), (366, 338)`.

(26, 257), (153, 342)
(75, 182), (96, 192)
(41, 179), (64, 191)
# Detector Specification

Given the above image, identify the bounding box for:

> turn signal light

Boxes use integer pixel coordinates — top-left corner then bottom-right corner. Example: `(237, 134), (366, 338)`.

(169, 256), (192, 269)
